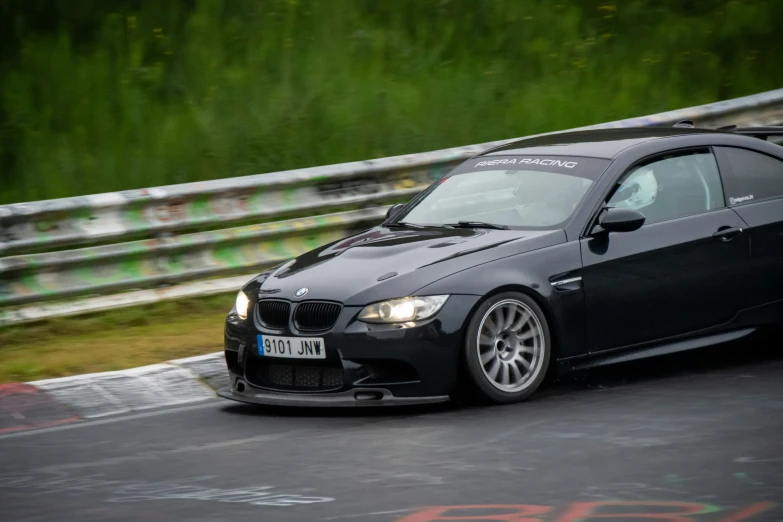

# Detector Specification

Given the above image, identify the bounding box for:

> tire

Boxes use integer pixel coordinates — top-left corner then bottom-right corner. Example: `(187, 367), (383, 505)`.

(462, 291), (551, 404)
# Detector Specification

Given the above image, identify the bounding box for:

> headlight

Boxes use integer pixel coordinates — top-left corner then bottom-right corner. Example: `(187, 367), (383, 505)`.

(235, 291), (250, 320)
(358, 295), (449, 324)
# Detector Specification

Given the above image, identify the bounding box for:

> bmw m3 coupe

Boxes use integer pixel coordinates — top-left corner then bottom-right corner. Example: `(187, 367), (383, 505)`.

(218, 124), (783, 406)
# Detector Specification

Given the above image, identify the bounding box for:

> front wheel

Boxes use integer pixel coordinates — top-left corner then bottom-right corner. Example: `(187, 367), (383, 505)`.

(463, 292), (551, 404)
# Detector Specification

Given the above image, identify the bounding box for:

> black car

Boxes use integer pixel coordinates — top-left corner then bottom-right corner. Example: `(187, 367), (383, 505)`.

(218, 124), (783, 407)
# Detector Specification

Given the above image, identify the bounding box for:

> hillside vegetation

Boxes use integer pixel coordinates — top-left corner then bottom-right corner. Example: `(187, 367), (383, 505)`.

(1, 0), (782, 204)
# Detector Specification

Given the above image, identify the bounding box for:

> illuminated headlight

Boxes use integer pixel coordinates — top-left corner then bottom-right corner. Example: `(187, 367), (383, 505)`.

(358, 295), (449, 324)
(235, 291), (250, 320)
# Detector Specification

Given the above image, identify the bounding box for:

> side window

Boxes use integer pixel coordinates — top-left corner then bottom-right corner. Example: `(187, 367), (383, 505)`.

(606, 149), (724, 225)
(716, 147), (783, 205)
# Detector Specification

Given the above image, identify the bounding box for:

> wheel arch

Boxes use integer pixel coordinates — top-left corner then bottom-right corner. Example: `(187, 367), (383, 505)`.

(413, 245), (581, 367)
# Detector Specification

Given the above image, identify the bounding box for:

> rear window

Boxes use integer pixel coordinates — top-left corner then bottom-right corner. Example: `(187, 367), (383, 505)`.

(717, 147), (783, 205)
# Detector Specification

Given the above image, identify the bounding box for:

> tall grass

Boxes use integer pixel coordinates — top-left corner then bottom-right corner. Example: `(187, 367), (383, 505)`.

(1, 0), (782, 204)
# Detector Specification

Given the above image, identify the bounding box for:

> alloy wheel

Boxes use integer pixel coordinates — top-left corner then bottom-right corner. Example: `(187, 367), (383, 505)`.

(476, 299), (545, 392)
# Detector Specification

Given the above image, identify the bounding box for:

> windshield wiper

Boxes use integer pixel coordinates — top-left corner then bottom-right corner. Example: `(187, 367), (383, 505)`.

(386, 221), (428, 229)
(444, 221), (510, 230)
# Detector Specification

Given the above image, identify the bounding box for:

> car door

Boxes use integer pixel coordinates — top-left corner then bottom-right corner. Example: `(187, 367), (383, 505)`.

(715, 146), (783, 310)
(580, 148), (750, 352)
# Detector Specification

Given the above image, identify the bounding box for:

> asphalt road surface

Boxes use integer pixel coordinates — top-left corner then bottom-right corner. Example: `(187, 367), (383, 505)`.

(2, 339), (782, 522)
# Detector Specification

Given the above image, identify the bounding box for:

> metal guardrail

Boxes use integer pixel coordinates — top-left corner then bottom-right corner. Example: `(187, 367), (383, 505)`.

(2, 88), (783, 324)
(1, 208), (386, 306)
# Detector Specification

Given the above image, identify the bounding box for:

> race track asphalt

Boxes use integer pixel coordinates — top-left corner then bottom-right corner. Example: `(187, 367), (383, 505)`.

(1, 338), (782, 522)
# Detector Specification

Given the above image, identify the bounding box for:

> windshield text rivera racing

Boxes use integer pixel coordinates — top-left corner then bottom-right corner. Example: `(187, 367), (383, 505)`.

(474, 158), (578, 168)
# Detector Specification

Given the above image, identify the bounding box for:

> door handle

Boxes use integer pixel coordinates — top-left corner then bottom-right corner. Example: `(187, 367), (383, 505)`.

(712, 226), (744, 241)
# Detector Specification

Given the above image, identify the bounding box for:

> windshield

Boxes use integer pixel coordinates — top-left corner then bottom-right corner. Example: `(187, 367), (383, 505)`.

(398, 157), (607, 228)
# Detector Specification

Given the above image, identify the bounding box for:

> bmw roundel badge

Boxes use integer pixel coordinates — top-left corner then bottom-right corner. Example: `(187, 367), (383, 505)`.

(295, 287), (309, 297)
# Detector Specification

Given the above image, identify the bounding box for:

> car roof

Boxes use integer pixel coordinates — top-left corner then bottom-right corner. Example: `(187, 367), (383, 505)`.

(480, 127), (728, 160)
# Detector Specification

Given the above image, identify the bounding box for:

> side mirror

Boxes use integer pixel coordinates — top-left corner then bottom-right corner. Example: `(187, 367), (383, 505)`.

(597, 207), (646, 233)
(385, 203), (405, 221)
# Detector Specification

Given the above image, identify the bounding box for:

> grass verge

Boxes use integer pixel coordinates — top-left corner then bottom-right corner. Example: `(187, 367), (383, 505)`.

(0, 293), (235, 383)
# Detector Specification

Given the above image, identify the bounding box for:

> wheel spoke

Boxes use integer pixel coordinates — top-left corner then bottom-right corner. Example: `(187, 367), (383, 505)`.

(499, 362), (510, 385)
(492, 308), (505, 331)
(509, 362), (524, 383)
(514, 353), (531, 371)
(486, 358), (501, 381)
(480, 349), (495, 365)
(517, 326), (538, 342)
(517, 343), (534, 354)
(509, 310), (529, 332)
(483, 316), (499, 336)
(503, 306), (516, 330)
(479, 334), (495, 347)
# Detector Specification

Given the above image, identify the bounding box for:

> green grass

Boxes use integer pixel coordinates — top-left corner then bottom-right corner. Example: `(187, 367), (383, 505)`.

(0, 293), (234, 383)
(2, 0), (782, 204)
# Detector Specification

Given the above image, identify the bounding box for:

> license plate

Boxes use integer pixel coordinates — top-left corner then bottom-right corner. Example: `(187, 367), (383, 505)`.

(257, 334), (326, 359)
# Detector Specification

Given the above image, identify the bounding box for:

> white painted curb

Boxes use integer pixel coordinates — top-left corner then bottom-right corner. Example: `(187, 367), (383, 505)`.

(29, 352), (226, 419)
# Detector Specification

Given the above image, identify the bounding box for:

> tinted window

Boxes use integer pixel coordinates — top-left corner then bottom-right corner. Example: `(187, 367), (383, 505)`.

(717, 147), (783, 205)
(607, 150), (723, 225)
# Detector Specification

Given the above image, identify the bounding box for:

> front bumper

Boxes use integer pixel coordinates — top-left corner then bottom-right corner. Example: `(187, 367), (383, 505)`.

(220, 294), (480, 406)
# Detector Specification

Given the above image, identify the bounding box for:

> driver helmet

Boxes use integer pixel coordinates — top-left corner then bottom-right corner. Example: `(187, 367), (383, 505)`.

(610, 165), (658, 211)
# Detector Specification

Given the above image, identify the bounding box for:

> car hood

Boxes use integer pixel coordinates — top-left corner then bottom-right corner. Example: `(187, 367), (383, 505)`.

(252, 225), (566, 305)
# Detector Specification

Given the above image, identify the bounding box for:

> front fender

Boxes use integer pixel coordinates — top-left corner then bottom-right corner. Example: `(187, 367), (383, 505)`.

(413, 241), (588, 359)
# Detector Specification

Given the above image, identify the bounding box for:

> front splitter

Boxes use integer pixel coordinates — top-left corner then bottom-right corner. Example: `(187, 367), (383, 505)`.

(217, 384), (450, 408)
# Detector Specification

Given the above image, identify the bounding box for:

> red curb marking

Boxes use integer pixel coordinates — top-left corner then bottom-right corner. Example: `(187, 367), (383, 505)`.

(717, 503), (777, 522)
(399, 503), (778, 522)
(397, 505), (552, 521)
(0, 416), (82, 435)
(0, 383), (82, 434)
(554, 501), (709, 522)
(0, 383), (40, 395)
